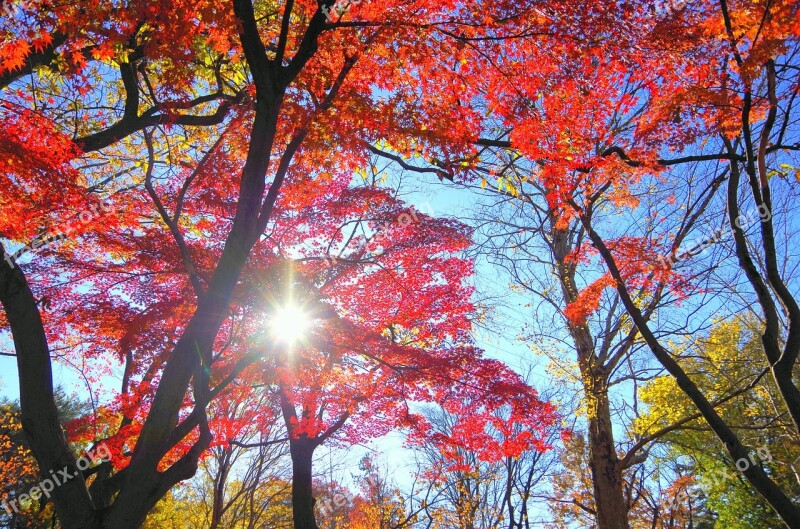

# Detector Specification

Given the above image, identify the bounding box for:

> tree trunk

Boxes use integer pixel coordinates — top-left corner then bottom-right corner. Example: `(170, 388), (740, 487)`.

(290, 439), (319, 529)
(551, 223), (630, 529)
(0, 251), (98, 529)
(210, 449), (232, 529)
(586, 383), (630, 529)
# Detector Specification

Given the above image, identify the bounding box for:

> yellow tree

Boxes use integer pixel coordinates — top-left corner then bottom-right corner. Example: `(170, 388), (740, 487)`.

(0, 402), (51, 528)
(634, 319), (800, 529)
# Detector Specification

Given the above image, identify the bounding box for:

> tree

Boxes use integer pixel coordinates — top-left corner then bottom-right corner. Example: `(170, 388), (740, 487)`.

(411, 392), (560, 529)
(7, 0), (797, 527)
(258, 177), (557, 527)
(338, 457), (408, 529)
(412, 0), (800, 525)
(465, 161), (713, 529)
(1, 1), (559, 528)
(547, 432), (598, 529)
(554, 12), (800, 529)
(188, 389), (292, 529)
(140, 491), (196, 529)
(0, 401), (49, 529)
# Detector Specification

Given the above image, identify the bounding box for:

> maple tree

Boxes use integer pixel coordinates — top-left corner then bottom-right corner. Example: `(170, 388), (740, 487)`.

(0, 1), (561, 529)
(413, 405), (560, 529)
(258, 178), (556, 528)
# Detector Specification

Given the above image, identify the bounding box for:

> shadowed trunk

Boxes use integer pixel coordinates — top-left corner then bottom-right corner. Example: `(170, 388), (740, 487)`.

(290, 438), (319, 529)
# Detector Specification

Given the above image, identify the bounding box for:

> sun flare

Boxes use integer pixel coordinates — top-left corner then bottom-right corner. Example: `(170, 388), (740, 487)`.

(269, 303), (312, 344)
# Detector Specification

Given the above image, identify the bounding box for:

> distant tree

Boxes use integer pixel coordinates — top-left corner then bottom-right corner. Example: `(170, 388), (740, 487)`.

(342, 457), (414, 529)
(141, 491), (195, 529)
(0, 390), (90, 528)
(413, 404), (560, 529)
(0, 401), (47, 529)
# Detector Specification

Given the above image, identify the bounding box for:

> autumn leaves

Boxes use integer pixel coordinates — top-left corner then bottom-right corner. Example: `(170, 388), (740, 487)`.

(0, 0), (798, 528)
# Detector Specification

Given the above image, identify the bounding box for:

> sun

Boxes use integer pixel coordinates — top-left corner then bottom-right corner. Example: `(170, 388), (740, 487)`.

(268, 303), (312, 344)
